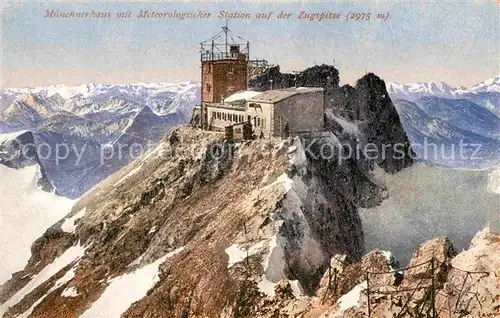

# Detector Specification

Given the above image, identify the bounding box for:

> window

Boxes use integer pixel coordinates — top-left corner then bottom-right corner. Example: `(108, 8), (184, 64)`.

(206, 83), (211, 92)
(233, 114), (237, 122)
(239, 115), (243, 122)
(229, 64), (234, 73)
(247, 115), (251, 122)
(257, 118), (261, 127)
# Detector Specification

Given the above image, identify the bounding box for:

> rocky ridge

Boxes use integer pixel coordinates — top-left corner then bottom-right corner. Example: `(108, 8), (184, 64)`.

(3, 67), (496, 318)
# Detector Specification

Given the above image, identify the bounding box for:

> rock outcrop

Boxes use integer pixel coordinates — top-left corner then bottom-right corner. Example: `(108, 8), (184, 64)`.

(249, 64), (340, 92)
(250, 65), (414, 173)
(1, 67), (420, 317)
(313, 229), (500, 318)
(0, 131), (54, 192)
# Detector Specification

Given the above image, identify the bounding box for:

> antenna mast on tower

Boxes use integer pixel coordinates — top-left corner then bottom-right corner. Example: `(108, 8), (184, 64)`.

(198, 25), (251, 128)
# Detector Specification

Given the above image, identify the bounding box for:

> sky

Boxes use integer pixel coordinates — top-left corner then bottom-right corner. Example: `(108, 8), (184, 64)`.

(1, 0), (499, 88)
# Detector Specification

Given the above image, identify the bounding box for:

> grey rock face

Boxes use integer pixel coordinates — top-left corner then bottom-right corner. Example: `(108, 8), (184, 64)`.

(249, 64), (340, 91)
(0, 131), (54, 192)
(329, 74), (414, 173)
(251, 66), (414, 173)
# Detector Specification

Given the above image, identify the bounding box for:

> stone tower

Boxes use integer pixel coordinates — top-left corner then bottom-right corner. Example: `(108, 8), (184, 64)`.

(200, 25), (249, 127)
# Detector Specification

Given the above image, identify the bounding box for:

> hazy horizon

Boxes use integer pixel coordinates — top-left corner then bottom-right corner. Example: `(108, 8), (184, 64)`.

(2, 73), (499, 91)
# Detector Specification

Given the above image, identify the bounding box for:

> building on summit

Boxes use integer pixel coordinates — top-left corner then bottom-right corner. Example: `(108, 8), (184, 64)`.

(192, 26), (325, 139)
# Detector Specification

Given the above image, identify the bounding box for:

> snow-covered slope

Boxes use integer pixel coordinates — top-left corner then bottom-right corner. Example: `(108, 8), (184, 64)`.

(0, 164), (74, 285)
(81, 247), (184, 317)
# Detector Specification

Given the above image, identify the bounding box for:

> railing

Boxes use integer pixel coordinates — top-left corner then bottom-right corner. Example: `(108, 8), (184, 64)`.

(320, 253), (491, 317)
(201, 52), (248, 62)
(249, 59), (269, 68)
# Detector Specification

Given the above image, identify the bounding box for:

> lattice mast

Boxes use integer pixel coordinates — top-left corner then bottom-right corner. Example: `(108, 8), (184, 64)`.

(199, 23), (249, 129)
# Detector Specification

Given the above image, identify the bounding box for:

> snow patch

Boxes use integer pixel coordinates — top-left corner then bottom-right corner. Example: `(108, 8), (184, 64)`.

(325, 110), (361, 136)
(225, 244), (249, 268)
(224, 90), (261, 103)
(257, 235), (282, 296)
(148, 225), (158, 234)
(225, 236), (282, 296)
(225, 240), (268, 268)
(257, 277), (278, 297)
(381, 250), (393, 262)
(17, 295), (47, 318)
(61, 208), (86, 233)
(0, 130), (28, 144)
(0, 165), (75, 285)
(276, 172), (293, 192)
(61, 286), (78, 298)
(330, 281), (367, 317)
(14, 257), (81, 316)
(289, 138), (307, 167)
(80, 247), (184, 317)
(1, 243), (87, 313)
(289, 280), (302, 297)
(487, 168), (500, 194)
(128, 252), (146, 268)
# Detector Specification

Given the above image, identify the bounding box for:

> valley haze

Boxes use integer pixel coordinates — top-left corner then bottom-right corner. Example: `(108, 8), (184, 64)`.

(1, 1), (499, 317)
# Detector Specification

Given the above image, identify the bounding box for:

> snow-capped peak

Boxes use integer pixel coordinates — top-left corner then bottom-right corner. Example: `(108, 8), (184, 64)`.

(470, 76), (500, 93)
(3, 81), (200, 101)
(1, 81), (201, 117)
(387, 75), (500, 97)
(386, 81), (460, 99)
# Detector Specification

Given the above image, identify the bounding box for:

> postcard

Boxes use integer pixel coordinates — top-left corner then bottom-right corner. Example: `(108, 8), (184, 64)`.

(1, 1), (499, 317)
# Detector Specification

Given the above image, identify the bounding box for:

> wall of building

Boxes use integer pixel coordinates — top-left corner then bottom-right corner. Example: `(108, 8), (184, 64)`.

(206, 91), (324, 139)
(272, 91), (324, 136)
(207, 107), (248, 130)
(206, 103), (273, 138)
(246, 102), (273, 138)
(202, 60), (247, 103)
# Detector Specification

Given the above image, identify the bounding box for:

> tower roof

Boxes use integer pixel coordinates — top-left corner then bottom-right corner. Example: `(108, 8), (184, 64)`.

(200, 25), (249, 62)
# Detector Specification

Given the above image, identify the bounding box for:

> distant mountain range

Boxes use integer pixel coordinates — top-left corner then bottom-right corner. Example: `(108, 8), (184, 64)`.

(0, 82), (200, 198)
(388, 76), (500, 169)
(387, 76), (500, 117)
(1, 76), (498, 198)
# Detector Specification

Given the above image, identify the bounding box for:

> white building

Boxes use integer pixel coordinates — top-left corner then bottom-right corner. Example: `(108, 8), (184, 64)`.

(205, 87), (325, 138)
